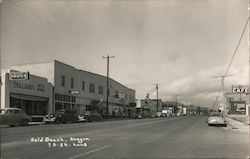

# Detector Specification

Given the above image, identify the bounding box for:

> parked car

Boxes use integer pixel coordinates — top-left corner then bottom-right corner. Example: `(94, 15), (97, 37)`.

(43, 113), (56, 124)
(84, 111), (103, 122)
(43, 109), (79, 124)
(206, 112), (227, 127)
(136, 114), (142, 119)
(0, 108), (31, 126)
(78, 114), (87, 122)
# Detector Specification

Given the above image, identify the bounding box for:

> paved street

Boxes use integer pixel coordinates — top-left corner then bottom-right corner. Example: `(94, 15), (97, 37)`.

(1, 116), (249, 159)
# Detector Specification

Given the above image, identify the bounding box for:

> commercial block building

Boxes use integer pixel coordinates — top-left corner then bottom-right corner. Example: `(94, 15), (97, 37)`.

(1, 60), (136, 117)
(1, 70), (53, 116)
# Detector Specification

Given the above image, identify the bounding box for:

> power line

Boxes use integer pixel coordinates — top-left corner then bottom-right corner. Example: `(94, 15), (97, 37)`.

(224, 16), (250, 76)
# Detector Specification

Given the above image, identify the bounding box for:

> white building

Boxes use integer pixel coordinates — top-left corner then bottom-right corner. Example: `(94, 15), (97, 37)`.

(1, 70), (53, 116)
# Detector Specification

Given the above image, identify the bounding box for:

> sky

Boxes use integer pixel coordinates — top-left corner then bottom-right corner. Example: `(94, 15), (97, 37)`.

(0, 0), (249, 107)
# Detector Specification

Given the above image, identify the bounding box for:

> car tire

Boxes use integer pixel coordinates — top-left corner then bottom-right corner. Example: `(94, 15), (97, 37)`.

(55, 119), (61, 124)
(21, 119), (29, 126)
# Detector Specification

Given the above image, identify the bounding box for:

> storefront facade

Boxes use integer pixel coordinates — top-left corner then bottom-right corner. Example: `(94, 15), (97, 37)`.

(9, 60), (136, 117)
(1, 71), (53, 116)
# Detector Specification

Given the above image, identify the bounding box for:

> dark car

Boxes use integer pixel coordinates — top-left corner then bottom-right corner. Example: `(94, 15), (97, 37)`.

(136, 114), (142, 119)
(0, 108), (31, 126)
(84, 111), (103, 122)
(52, 109), (79, 124)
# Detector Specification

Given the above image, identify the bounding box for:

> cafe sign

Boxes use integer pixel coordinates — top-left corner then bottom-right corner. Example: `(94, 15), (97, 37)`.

(9, 71), (29, 80)
(232, 86), (248, 94)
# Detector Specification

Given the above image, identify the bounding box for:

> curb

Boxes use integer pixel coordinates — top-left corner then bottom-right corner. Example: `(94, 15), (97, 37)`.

(231, 117), (250, 125)
(28, 122), (45, 125)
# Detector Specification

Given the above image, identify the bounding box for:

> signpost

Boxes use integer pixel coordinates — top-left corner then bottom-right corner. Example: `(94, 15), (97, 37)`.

(69, 90), (80, 94)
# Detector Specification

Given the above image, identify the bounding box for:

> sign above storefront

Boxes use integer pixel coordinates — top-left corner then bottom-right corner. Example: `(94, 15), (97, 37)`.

(69, 90), (80, 94)
(9, 71), (29, 80)
(232, 86), (248, 94)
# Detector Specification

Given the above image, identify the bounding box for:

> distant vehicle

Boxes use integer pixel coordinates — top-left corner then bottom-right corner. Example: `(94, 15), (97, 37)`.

(0, 108), (31, 126)
(156, 112), (162, 117)
(43, 113), (56, 124)
(176, 112), (181, 116)
(183, 108), (187, 115)
(43, 109), (79, 124)
(84, 111), (103, 122)
(78, 114), (87, 122)
(206, 113), (227, 127)
(150, 114), (156, 118)
(136, 114), (142, 119)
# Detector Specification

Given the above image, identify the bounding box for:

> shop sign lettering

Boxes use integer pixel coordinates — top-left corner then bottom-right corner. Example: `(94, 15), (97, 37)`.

(13, 81), (45, 92)
(232, 87), (248, 93)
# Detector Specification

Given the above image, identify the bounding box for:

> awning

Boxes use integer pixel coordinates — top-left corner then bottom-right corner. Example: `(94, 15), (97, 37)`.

(10, 93), (48, 102)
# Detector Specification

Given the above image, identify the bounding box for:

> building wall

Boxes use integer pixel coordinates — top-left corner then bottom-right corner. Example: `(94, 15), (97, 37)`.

(54, 61), (136, 115)
(225, 92), (248, 115)
(1, 71), (53, 115)
(6, 60), (136, 116)
(1, 71), (9, 109)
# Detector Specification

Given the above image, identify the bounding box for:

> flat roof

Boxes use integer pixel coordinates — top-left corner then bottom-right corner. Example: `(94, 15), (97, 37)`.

(54, 60), (135, 92)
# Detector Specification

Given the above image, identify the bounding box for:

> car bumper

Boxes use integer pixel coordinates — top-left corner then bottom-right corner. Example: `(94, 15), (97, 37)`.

(43, 118), (56, 123)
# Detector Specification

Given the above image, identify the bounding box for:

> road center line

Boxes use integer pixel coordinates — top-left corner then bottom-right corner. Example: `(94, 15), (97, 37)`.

(68, 145), (111, 159)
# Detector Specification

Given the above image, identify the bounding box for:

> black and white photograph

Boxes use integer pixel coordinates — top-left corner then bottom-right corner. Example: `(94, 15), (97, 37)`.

(0, 0), (249, 158)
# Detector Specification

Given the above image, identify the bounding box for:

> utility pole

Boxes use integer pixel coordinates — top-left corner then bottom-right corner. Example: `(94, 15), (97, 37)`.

(248, 0), (250, 115)
(154, 84), (159, 112)
(102, 55), (115, 118)
(212, 74), (233, 115)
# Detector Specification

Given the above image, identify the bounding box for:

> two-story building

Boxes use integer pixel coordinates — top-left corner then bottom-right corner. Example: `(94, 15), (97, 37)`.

(1, 60), (136, 117)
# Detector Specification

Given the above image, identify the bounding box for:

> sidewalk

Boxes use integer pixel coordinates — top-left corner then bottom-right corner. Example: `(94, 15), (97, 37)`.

(225, 116), (249, 134)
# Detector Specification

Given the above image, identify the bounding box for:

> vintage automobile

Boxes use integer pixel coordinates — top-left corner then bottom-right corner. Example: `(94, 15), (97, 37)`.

(43, 109), (79, 124)
(43, 113), (56, 124)
(206, 112), (227, 127)
(0, 108), (31, 126)
(84, 111), (103, 122)
(78, 114), (87, 122)
(136, 114), (142, 119)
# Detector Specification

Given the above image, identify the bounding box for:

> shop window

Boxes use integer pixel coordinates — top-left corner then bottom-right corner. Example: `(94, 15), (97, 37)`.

(61, 75), (65, 87)
(55, 102), (63, 111)
(114, 91), (119, 98)
(72, 104), (76, 110)
(82, 81), (85, 91)
(64, 103), (70, 110)
(99, 86), (103, 95)
(86, 105), (91, 111)
(70, 78), (74, 89)
(89, 83), (95, 93)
